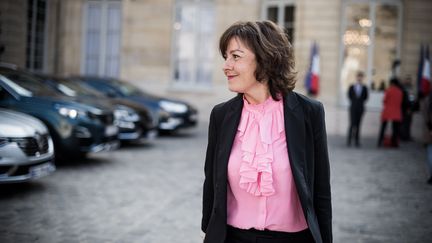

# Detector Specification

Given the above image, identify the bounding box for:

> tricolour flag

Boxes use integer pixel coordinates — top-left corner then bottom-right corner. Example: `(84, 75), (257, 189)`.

(305, 42), (320, 95)
(417, 44), (431, 97)
(421, 45), (431, 95)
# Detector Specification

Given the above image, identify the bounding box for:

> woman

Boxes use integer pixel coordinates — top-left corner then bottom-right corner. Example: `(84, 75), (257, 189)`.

(377, 78), (403, 147)
(201, 21), (332, 243)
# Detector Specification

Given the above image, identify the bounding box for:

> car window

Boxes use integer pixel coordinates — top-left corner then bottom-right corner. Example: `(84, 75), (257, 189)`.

(0, 75), (32, 97)
(85, 82), (121, 97)
(57, 83), (77, 96)
(56, 78), (105, 97)
(110, 79), (143, 96)
(0, 70), (59, 97)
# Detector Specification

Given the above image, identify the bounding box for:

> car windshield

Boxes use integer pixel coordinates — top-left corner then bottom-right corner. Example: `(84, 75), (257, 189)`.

(110, 79), (145, 96)
(55, 78), (105, 97)
(0, 69), (59, 97)
(0, 75), (32, 96)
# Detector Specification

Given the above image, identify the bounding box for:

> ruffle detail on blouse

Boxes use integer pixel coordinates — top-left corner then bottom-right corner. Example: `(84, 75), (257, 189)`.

(237, 97), (285, 197)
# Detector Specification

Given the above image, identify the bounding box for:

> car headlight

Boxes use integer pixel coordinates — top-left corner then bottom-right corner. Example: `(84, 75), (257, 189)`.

(114, 106), (140, 122)
(159, 100), (188, 113)
(56, 106), (86, 119)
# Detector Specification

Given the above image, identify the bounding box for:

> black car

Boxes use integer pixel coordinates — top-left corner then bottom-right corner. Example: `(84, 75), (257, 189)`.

(0, 66), (119, 159)
(73, 77), (198, 132)
(38, 75), (158, 142)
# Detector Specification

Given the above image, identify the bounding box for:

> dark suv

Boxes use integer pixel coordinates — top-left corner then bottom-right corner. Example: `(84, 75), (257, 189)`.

(74, 77), (198, 132)
(0, 67), (119, 159)
(37, 75), (158, 142)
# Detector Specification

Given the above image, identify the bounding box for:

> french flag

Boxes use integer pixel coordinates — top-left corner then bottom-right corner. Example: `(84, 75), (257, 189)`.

(418, 44), (431, 97)
(305, 42), (320, 96)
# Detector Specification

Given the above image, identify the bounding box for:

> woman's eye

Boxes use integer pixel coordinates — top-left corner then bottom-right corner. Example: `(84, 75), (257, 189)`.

(233, 54), (240, 60)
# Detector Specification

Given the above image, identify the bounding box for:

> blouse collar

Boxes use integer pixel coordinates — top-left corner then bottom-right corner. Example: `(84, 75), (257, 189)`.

(243, 95), (279, 113)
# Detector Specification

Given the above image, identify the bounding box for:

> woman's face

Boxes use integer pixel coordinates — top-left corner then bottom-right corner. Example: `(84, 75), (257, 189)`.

(222, 37), (260, 94)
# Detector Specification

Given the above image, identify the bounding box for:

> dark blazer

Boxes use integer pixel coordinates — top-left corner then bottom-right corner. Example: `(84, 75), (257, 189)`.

(202, 91), (332, 243)
(348, 84), (368, 121)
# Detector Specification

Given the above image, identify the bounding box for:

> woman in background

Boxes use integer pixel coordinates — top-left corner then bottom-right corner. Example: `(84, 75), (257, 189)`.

(377, 78), (403, 147)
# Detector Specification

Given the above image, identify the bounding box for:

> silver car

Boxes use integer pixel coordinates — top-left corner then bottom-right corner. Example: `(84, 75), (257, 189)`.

(0, 109), (55, 183)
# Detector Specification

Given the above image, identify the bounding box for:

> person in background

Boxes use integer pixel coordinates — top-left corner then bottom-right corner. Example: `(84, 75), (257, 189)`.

(377, 78), (403, 147)
(399, 76), (414, 141)
(420, 91), (432, 185)
(201, 21), (332, 243)
(347, 71), (368, 147)
(378, 80), (386, 91)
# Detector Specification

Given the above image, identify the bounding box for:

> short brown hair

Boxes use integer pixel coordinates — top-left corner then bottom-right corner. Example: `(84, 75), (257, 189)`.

(219, 20), (296, 100)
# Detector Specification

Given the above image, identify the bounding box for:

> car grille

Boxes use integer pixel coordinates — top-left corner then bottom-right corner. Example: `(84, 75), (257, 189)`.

(14, 161), (52, 176)
(89, 113), (114, 125)
(8, 134), (49, 156)
(138, 111), (154, 128)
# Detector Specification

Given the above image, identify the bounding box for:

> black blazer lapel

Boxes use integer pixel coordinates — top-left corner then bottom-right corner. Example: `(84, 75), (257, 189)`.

(284, 92), (309, 206)
(216, 96), (243, 185)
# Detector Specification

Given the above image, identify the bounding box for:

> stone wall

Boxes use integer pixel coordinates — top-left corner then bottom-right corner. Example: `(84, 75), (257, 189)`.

(400, 0), (432, 85)
(120, 0), (173, 88)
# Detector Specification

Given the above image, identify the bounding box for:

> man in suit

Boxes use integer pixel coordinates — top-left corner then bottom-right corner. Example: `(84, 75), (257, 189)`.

(347, 71), (368, 147)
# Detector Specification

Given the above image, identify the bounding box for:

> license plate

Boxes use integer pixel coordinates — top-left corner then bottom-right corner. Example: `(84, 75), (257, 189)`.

(146, 130), (158, 140)
(105, 125), (119, 136)
(30, 163), (55, 179)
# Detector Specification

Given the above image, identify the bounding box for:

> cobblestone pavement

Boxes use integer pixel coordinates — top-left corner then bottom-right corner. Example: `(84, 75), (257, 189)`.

(0, 106), (431, 243)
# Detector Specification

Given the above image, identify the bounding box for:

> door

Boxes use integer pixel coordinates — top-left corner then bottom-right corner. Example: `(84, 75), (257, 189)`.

(82, 0), (121, 77)
(339, 0), (402, 110)
(171, 0), (215, 89)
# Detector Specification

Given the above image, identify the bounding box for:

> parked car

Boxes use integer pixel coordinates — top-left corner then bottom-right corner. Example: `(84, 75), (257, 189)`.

(73, 76), (198, 132)
(0, 66), (119, 159)
(37, 75), (158, 142)
(0, 108), (55, 183)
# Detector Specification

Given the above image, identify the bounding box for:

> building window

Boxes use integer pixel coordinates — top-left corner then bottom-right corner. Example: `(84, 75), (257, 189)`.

(82, 0), (121, 77)
(26, 0), (47, 72)
(171, 0), (215, 88)
(339, 0), (402, 109)
(262, 1), (296, 44)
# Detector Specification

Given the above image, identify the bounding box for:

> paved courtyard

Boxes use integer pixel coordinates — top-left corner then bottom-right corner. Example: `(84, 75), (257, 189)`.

(0, 104), (431, 243)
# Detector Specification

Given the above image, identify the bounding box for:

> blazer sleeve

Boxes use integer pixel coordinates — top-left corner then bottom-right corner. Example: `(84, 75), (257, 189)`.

(201, 107), (217, 232)
(363, 86), (368, 101)
(347, 86), (353, 101)
(313, 103), (333, 243)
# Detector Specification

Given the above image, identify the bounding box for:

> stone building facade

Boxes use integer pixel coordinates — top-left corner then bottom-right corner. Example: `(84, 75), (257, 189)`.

(0, 0), (431, 108)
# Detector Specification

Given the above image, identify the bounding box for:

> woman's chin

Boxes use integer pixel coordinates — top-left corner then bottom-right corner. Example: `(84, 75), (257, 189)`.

(228, 85), (241, 93)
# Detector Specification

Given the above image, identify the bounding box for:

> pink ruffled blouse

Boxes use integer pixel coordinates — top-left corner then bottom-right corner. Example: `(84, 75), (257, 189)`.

(227, 96), (308, 232)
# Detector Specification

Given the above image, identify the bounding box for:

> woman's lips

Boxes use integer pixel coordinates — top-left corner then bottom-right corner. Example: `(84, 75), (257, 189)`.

(227, 75), (237, 80)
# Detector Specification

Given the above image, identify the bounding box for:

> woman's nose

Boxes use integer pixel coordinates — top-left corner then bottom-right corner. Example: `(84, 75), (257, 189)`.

(223, 58), (233, 71)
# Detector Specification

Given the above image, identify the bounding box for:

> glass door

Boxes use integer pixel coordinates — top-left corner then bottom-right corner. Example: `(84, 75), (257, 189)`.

(339, 0), (402, 109)
(82, 0), (121, 77)
(171, 0), (215, 89)
(26, 0), (47, 72)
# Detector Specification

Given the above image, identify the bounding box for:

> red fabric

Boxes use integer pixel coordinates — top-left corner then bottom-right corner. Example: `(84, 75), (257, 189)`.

(421, 77), (431, 94)
(381, 85), (403, 121)
(310, 74), (319, 95)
